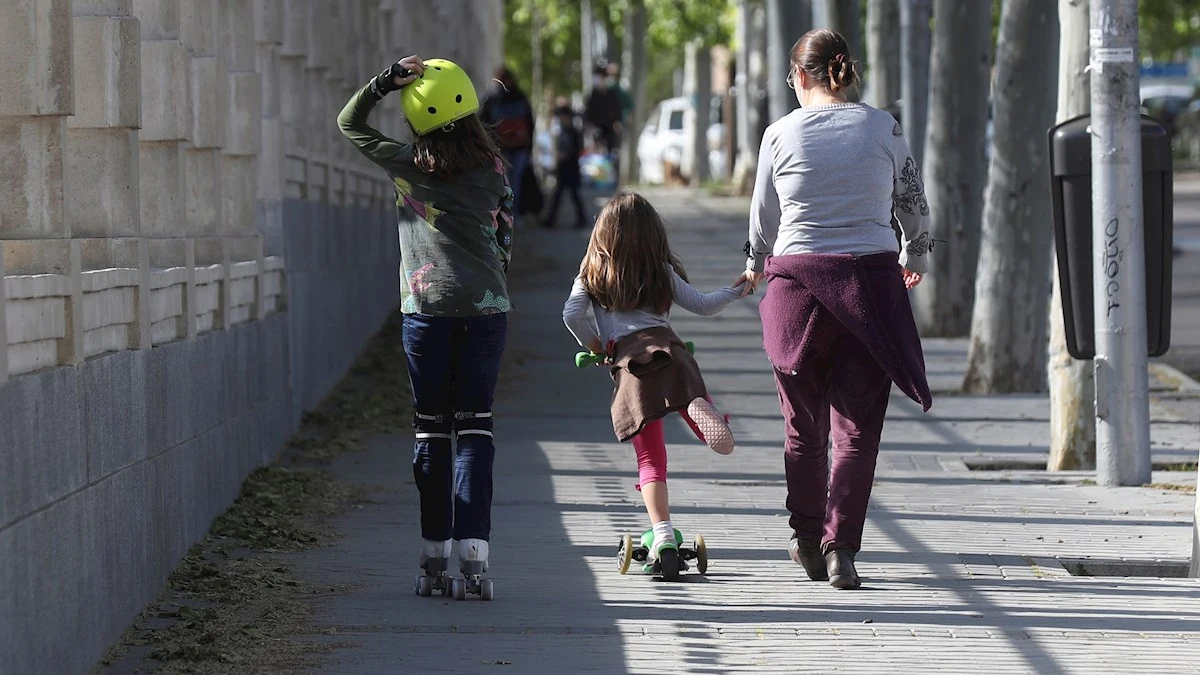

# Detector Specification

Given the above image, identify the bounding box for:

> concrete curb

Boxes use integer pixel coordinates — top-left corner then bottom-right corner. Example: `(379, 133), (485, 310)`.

(1150, 361), (1200, 392)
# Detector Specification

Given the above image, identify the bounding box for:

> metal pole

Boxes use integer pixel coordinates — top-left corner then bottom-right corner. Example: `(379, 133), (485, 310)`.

(1089, 0), (1151, 486)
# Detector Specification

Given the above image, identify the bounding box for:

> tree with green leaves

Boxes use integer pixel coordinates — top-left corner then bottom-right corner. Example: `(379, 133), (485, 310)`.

(1139, 0), (1200, 62)
(502, 0), (735, 115)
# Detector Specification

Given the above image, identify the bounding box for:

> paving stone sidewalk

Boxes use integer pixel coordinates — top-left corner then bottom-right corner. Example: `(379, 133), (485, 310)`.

(294, 189), (1200, 674)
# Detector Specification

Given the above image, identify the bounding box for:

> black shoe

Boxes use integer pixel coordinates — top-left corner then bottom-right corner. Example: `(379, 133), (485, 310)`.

(826, 549), (861, 589)
(788, 534), (828, 581)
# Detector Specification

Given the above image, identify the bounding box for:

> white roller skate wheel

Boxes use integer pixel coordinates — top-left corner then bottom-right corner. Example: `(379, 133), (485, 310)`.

(480, 579), (494, 601)
(452, 578), (467, 601)
(417, 575), (433, 597)
(694, 535), (708, 575)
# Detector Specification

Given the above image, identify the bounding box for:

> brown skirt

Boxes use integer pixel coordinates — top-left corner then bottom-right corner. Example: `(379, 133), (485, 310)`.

(608, 326), (708, 442)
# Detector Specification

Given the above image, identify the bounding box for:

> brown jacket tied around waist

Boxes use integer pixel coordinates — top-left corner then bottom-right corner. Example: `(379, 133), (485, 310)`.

(608, 326), (708, 442)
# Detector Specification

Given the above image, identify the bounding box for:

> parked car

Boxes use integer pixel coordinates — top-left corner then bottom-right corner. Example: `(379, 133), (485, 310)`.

(1141, 83), (1195, 137)
(637, 95), (725, 184)
(1173, 99), (1200, 167)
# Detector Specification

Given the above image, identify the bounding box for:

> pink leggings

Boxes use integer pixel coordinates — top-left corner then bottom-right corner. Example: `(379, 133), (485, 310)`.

(631, 407), (706, 490)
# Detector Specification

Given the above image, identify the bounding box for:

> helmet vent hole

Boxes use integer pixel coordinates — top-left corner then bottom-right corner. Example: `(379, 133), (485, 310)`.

(456, 94), (463, 103)
(435, 66), (442, 70)
(427, 106), (437, 114)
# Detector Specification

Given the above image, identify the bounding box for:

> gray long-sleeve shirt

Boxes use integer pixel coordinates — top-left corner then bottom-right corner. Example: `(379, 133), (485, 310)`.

(562, 269), (743, 348)
(747, 103), (931, 275)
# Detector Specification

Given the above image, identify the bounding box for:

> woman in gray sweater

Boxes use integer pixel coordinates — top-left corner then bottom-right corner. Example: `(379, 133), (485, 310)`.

(738, 29), (933, 589)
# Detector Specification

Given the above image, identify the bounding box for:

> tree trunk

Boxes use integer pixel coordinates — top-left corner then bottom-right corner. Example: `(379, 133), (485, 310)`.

(749, 3), (769, 141)
(682, 41), (712, 185)
(619, 0), (647, 186)
(910, 0), (991, 337)
(1047, 0), (1095, 470)
(866, 0), (901, 110)
(581, 0), (594, 95)
(821, 0), (862, 101)
(531, 2), (543, 118)
(899, 0), (932, 166)
(767, 0), (812, 122)
(732, 0), (767, 195)
(963, 0), (1060, 393)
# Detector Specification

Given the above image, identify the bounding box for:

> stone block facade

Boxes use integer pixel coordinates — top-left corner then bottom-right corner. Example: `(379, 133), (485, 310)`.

(0, 1), (503, 673)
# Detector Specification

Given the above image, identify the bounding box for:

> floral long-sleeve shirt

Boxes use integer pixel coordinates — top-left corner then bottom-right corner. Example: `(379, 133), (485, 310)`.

(338, 84), (514, 316)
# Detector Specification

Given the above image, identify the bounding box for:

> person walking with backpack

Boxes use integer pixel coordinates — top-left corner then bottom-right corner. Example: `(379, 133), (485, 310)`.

(481, 67), (536, 218)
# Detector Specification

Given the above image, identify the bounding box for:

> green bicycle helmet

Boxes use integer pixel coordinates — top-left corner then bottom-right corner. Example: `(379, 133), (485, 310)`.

(400, 58), (480, 135)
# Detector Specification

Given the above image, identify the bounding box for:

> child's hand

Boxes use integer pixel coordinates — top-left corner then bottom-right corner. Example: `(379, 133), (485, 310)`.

(393, 55), (425, 86)
(372, 56), (424, 98)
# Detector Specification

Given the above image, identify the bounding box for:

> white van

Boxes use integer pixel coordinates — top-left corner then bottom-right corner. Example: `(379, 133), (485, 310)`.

(637, 96), (725, 184)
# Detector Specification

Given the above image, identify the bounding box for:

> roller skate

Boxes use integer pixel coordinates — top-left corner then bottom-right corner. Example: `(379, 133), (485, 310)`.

(450, 538), (494, 601)
(414, 539), (453, 597)
(616, 528), (708, 581)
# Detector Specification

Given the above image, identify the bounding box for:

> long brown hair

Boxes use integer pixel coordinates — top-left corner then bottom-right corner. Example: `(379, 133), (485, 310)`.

(412, 113), (503, 180)
(579, 191), (686, 314)
(791, 29), (859, 95)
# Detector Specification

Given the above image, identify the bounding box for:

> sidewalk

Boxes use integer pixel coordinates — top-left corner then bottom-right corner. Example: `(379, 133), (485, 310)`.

(295, 189), (1200, 674)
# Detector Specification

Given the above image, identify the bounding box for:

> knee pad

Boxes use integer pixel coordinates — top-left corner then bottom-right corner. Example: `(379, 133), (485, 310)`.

(414, 411), (452, 440)
(453, 410), (494, 438)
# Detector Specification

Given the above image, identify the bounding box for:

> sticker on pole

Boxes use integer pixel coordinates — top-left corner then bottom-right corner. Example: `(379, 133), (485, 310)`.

(1093, 47), (1135, 63)
(1089, 29), (1103, 47)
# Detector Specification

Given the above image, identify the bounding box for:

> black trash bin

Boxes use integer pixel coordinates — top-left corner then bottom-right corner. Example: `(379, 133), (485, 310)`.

(1048, 114), (1173, 359)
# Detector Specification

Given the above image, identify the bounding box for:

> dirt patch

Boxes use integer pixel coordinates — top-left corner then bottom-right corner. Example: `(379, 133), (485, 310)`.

(95, 312), (414, 675)
(1146, 482), (1197, 495)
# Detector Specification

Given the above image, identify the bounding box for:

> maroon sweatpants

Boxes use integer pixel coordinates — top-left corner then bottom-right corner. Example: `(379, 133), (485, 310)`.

(772, 316), (892, 556)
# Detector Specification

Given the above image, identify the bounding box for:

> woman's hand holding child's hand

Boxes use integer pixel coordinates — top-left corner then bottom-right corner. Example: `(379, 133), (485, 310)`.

(734, 270), (763, 297)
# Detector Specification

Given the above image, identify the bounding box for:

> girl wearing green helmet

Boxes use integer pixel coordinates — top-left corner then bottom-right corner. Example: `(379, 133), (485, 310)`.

(338, 55), (512, 601)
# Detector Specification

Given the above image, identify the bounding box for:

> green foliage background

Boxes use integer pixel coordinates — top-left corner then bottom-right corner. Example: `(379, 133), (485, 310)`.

(502, 0), (736, 112)
(501, 0), (1197, 120)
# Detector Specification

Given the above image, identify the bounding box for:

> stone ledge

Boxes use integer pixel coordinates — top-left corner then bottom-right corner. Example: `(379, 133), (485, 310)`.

(80, 267), (139, 293)
(149, 266), (188, 290)
(6, 273), (72, 300)
(5, 255), (287, 372)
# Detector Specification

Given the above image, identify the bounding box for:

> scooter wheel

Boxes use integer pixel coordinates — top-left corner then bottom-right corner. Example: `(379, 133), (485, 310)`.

(617, 535), (633, 575)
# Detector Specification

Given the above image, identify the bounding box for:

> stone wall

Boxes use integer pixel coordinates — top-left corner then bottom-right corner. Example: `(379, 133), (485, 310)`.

(0, 1), (503, 672)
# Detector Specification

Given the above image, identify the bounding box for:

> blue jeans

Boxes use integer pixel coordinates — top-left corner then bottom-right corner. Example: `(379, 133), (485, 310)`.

(503, 149), (530, 213)
(402, 313), (508, 542)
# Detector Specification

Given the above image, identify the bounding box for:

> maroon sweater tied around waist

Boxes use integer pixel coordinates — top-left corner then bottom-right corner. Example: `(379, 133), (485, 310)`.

(760, 252), (933, 412)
